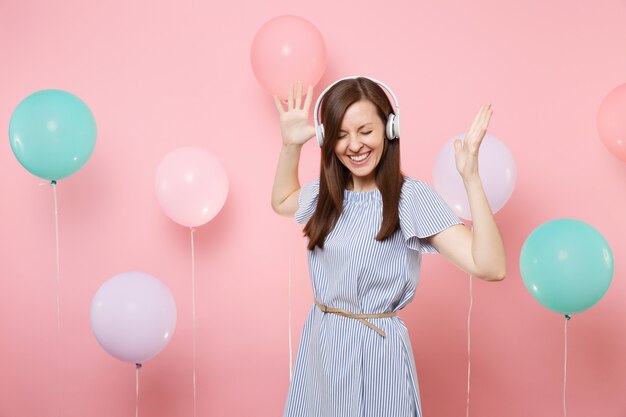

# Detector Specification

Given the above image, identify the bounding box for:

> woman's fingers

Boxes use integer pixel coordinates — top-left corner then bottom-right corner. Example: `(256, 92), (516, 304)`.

(303, 85), (314, 112)
(472, 105), (486, 127)
(469, 105), (492, 140)
(288, 83), (294, 110)
(282, 82), (312, 111)
(295, 81), (302, 109)
(273, 94), (285, 115)
(480, 104), (492, 128)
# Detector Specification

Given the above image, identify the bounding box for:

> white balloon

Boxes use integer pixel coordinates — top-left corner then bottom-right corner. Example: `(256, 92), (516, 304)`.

(90, 272), (177, 364)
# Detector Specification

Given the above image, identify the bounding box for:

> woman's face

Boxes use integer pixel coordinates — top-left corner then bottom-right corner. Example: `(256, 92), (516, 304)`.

(333, 99), (386, 191)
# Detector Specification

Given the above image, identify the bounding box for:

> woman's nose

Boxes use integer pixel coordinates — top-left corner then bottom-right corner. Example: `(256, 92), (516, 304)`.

(347, 134), (363, 152)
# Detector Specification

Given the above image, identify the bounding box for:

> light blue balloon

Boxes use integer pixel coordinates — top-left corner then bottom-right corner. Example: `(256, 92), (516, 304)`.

(520, 218), (613, 315)
(9, 89), (97, 181)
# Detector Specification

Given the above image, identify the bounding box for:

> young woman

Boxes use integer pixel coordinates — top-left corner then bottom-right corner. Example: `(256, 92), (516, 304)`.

(272, 77), (505, 417)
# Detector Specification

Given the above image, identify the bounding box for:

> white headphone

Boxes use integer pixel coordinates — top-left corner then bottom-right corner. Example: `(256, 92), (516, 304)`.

(313, 76), (401, 147)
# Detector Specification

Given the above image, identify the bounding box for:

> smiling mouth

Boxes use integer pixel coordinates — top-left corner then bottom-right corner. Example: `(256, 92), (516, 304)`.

(348, 152), (371, 163)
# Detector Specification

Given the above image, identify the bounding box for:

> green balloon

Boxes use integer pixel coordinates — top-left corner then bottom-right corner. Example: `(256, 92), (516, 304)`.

(9, 89), (97, 181)
(520, 218), (613, 315)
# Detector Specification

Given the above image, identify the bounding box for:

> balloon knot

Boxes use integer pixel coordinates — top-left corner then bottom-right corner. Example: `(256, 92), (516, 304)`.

(50, 180), (57, 185)
(565, 314), (571, 321)
(136, 363), (142, 370)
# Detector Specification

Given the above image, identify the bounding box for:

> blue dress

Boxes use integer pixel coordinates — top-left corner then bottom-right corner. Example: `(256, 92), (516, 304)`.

(284, 177), (462, 417)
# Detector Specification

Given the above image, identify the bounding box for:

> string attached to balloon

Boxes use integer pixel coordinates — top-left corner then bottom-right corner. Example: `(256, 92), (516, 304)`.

(466, 274), (473, 417)
(51, 180), (63, 417)
(563, 314), (570, 417)
(465, 223), (475, 417)
(288, 254), (293, 381)
(51, 180), (61, 334)
(136, 363), (142, 417)
(191, 227), (197, 417)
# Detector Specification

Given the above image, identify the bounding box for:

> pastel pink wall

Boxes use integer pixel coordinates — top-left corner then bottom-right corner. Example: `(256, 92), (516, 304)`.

(1, 0), (625, 416)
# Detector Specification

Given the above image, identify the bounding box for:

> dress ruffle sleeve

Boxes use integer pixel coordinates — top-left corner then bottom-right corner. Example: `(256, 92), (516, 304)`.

(399, 177), (463, 253)
(294, 178), (320, 225)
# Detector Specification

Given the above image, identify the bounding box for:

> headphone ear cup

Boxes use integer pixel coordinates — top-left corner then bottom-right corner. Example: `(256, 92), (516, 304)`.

(393, 113), (400, 138)
(316, 124), (325, 147)
(386, 114), (398, 140)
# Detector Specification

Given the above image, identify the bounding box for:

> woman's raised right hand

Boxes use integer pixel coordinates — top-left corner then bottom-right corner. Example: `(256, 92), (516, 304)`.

(273, 82), (316, 147)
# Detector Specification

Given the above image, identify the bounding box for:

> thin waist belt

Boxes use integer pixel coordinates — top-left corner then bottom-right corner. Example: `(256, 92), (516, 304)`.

(315, 301), (397, 337)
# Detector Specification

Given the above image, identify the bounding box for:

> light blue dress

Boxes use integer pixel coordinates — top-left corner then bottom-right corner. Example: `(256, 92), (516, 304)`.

(284, 177), (462, 417)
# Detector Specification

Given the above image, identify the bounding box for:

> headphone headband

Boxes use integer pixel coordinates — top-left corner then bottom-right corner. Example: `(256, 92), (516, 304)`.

(313, 76), (401, 147)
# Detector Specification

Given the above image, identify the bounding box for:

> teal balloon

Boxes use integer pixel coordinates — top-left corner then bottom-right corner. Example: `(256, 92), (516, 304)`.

(520, 218), (613, 315)
(9, 90), (97, 181)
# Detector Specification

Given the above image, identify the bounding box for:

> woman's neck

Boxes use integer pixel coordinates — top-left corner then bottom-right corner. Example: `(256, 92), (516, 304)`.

(347, 176), (377, 192)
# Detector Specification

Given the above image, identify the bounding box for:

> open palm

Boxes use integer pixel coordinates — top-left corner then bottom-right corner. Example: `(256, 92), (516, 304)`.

(454, 104), (492, 180)
(274, 83), (316, 146)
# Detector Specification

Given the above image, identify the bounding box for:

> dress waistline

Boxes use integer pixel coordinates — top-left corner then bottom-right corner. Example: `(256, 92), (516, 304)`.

(315, 301), (396, 337)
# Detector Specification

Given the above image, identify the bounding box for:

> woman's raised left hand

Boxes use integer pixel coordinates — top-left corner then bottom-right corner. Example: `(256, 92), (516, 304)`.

(454, 104), (492, 181)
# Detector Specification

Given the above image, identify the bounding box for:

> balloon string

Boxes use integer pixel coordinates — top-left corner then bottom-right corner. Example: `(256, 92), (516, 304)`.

(136, 363), (142, 417)
(564, 315), (570, 417)
(466, 274), (473, 417)
(288, 254), (293, 381)
(51, 180), (62, 417)
(52, 181), (61, 334)
(191, 228), (197, 417)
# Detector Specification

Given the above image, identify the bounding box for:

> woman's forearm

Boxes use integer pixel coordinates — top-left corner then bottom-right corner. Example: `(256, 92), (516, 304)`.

(271, 144), (304, 216)
(464, 176), (506, 280)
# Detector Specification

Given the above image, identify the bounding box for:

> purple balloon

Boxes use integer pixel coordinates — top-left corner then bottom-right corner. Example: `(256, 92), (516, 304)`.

(90, 272), (177, 364)
(432, 133), (516, 221)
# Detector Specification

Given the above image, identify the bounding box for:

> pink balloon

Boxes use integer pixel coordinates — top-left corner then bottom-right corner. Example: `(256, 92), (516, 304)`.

(251, 15), (327, 100)
(155, 147), (228, 228)
(90, 272), (177, 364)
(432, 133), (516, 221)
(598, 83), (626, 162)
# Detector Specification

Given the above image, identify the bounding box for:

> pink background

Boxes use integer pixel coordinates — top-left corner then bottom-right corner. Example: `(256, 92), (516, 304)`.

(1, 0), (626, 416)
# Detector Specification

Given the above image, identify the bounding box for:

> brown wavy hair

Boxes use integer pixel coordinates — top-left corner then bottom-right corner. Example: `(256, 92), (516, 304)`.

(304, 77), (404, 250)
